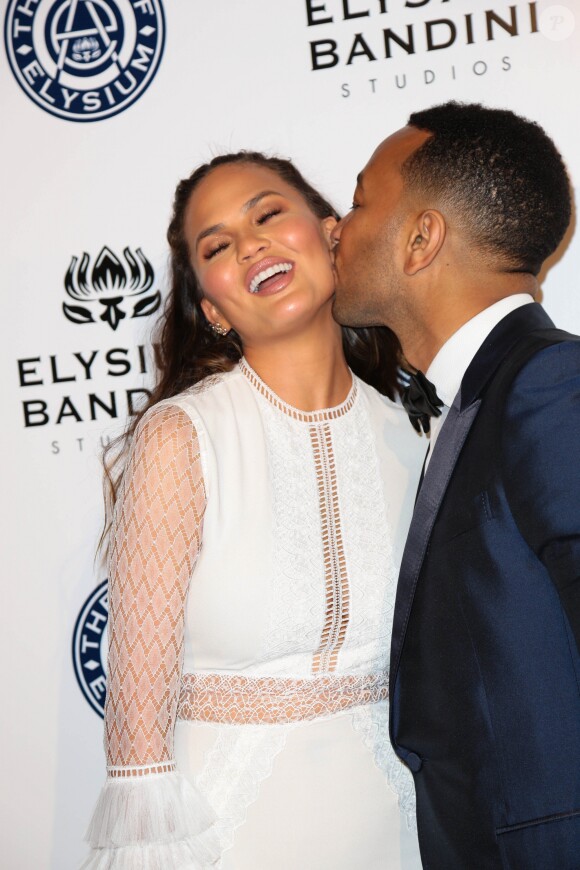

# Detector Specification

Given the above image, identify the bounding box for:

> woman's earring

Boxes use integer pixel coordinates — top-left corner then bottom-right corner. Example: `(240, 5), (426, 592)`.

(210, 321), (229, 337)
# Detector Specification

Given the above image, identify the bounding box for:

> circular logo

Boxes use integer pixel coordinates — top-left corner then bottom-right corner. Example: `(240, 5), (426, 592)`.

(72, 579), (108, 717)
(4, 0), (165, 122)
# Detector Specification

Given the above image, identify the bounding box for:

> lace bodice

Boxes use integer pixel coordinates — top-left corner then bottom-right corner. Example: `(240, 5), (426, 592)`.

(176, 361), (409, 680)
(83, 361), (423, 868)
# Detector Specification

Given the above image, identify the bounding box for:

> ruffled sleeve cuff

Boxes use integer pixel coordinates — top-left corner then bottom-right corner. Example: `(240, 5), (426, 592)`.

(81, 766), (220, 869)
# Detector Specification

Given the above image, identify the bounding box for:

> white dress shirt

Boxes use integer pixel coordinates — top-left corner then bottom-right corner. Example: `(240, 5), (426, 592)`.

(424, 294), (535, 466)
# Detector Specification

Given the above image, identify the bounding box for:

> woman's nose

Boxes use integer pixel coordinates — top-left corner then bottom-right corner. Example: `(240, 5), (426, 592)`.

(237, 230), (269, 262)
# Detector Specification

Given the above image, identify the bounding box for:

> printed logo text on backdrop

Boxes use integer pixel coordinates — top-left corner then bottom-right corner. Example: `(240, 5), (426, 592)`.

(72, 579), (108, 717)
(16, 243), (159, 434)
(4, 0), (165, 121)
(304, 1), (541, 99)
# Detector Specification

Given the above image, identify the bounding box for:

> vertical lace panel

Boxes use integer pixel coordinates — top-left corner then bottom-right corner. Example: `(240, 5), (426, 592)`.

(105, 404), (206, 772)
(310, 423), (350, 673)
(330, 390), (398, 675)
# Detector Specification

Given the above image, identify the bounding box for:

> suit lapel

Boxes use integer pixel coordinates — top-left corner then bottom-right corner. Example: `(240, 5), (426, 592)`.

(389, 302), (555, 697)
(389, 397), (480, 694)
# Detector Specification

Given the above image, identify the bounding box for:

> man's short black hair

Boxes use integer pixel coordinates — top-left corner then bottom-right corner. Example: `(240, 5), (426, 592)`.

(404, 102), (571, 275)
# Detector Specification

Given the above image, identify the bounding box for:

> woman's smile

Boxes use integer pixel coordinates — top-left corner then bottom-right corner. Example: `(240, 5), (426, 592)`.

(246, 257), (295, 295)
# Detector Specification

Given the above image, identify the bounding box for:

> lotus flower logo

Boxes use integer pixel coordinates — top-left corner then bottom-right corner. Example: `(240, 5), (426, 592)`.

(63, 246), (161, 331)
(71, 37), (102, 64)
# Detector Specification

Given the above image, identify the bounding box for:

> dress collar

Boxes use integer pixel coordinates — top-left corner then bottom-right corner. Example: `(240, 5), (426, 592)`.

(239, 358), (358, 423)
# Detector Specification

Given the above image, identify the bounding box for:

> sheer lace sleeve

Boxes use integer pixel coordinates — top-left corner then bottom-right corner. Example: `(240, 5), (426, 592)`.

(82, 404), (219, 869)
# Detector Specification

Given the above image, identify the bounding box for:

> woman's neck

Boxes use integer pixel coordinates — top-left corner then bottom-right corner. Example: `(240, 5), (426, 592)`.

(242, 321), (351, 412)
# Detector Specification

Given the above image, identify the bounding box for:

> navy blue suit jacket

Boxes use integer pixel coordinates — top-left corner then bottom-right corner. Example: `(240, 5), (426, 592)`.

(390, 303), (580, 869)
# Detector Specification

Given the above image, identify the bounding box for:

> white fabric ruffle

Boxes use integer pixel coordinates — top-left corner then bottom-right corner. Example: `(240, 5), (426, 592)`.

(81, 769), (220, 869)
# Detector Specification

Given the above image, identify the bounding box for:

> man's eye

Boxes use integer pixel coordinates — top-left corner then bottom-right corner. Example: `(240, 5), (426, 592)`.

(350, 203), (360, 211)
(205, 242), (228, 260)
(257, 208), (281, 225)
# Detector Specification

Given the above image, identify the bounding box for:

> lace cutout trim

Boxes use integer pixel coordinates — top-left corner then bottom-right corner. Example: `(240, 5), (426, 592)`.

(177, 672), (388, 724)
(239, 357), (357, 422)
(107, 761), (176, 778)
(310, 423), (350, 672)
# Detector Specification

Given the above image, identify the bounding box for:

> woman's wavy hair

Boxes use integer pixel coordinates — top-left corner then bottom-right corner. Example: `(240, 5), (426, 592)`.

(101, 151), (402, 542)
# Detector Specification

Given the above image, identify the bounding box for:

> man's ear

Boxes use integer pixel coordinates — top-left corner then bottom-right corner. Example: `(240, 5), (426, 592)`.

(200, 297), (231, 332)
(403, 210), (446, 276)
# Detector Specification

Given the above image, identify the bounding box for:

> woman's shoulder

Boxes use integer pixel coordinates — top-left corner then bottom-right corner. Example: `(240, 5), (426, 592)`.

(134, 399), (198, 447)
(140, 366), (250, 434)
(156, 366), (243, 410)
(181, 366), (249, 410)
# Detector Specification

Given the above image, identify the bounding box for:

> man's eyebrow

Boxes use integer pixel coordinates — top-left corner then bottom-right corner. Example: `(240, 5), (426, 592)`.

(195, 190), (282, 250)
(356, 172), (364, 189)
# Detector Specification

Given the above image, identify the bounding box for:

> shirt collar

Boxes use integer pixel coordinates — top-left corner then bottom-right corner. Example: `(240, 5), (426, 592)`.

(426, 294), (535, 408)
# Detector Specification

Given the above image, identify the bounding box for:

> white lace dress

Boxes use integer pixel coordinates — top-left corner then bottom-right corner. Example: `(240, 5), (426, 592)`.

(82, 359), (424, 870)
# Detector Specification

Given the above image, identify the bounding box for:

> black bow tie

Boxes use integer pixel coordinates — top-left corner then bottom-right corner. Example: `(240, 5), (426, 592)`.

(401, 370), (444, 435)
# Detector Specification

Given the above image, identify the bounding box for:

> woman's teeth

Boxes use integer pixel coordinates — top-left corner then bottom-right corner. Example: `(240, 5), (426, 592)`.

(249, 262), (292, 294)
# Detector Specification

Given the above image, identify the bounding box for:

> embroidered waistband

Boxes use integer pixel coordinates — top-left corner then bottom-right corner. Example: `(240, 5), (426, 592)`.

(177, 672), (388, 725)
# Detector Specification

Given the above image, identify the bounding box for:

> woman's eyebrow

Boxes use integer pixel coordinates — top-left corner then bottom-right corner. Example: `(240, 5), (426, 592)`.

(195, 190), (282, 250)
(244, 189), (281, 212)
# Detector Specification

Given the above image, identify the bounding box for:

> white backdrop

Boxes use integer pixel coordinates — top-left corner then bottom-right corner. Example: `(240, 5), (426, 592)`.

(2, 1), (579, 867)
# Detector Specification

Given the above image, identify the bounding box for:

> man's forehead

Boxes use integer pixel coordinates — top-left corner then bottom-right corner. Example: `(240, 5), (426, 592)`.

(362, 126), (431, 183)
